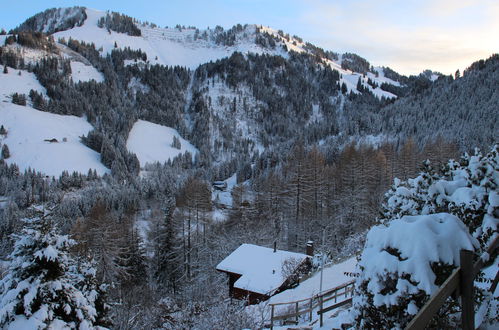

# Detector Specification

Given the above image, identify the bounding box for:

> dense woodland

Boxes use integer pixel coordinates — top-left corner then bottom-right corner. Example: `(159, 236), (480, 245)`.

(0, 8), (497, 329)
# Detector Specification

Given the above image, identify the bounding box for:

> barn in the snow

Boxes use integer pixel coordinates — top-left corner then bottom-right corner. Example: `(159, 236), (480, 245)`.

(216, 243), (312, 304)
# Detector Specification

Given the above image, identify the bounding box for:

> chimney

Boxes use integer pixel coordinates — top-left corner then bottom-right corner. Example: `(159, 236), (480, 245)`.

(306, 241), (314, 256)
(273, 241), (277, 253)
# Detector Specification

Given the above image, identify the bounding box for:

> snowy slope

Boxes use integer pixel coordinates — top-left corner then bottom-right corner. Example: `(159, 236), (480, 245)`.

(126, 119), (198, 167)
(268, 257), (356, 304)
(53, 9), (276, 70)
(259, 26), (400, 97)
(246, 256), (357, 327)
(51, 8), (401, 98)
(69, 61), (104, 83)
(212, 173), (238, 208)
(0, 67), (47, 102)
(5, 7), (404, 101)
(0, 103), (109, 176)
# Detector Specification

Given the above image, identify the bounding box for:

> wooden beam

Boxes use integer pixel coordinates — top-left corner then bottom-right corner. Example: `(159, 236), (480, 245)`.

(317, 298), (353, 315)
(405, 268), (460, 330)
(460, 250), (475, 330)
(489, 269), (499, 293)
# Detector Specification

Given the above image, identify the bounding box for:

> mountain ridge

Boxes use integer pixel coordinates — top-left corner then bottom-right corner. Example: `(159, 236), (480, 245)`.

(10, 6), (416, 95)
(0, 6), (496, 178)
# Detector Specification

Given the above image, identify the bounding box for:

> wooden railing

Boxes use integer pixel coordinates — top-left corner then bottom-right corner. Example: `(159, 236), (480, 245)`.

(406, 236), (499, 330)
(269, 280), (355, 329)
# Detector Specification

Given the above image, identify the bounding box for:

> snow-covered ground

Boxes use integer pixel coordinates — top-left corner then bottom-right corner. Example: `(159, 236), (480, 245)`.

(268, 257), (356, 305)
(126, 119), (198, 167)
(70, 61), (104, 83)
(247, 256), (357, 328)
(0, 196), (9, 209)
(51, 8), (402, 99)
(210, 172), (253, 222)
(53, 9), (277, 70)
(0, 103), (109, 177)
(0, 66), (107, 176)
(212, 173), (237, 208)
(0, 67), (47, 102)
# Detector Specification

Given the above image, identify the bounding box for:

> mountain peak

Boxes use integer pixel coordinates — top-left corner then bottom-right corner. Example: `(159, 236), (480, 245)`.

(14, 7), (87, 35)
(11, 6), (407, 97)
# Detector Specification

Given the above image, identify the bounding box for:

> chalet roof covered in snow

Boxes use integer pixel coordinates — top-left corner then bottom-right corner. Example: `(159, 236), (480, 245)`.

(216, 243), (309, 295)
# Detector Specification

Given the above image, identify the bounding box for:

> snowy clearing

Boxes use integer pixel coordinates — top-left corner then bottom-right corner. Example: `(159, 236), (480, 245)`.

(0, 67), (47, 102)
(0, 103), (109, 176)
(70, 61), (104, 83)
(126, 119), (198, 167)
(212, 173), (238, 208)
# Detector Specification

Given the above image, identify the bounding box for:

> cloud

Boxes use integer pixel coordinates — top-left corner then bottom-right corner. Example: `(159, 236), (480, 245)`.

(297, 0), (498, 74)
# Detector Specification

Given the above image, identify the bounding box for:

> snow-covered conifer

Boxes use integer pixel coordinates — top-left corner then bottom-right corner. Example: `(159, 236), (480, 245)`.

(353, 145), (498, 328)
(0, 216), (108, 329)
(1, 144), (10, 159)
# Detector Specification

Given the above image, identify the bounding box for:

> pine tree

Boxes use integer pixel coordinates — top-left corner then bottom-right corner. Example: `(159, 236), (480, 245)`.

(0, 216), (108, 328)
(171, 135), (181, 149)
(341, 82), (347, 94)
(1, 144), (10, 159)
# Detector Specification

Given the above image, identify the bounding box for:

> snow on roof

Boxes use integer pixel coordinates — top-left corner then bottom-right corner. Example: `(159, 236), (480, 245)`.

(216, 243), (309, 295)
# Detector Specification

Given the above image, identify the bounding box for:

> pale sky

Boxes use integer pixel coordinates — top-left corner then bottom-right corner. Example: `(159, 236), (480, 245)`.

(1, 0), (497, 75)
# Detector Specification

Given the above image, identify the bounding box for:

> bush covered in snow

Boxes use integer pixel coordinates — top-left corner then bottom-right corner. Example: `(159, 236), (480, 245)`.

(381, 145), (497, 252)
(0, 216), (109, 329)
(353, 145), (498, 328)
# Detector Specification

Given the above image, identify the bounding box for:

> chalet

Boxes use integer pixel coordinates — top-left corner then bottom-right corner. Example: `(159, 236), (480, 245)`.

(216, 243), (312, 304)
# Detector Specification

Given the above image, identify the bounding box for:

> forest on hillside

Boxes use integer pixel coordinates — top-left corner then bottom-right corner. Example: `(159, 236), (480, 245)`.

(0, 13), (497, 328)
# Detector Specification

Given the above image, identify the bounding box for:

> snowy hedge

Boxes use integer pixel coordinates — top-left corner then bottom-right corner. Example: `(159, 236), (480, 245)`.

(353, 145), (498, 328)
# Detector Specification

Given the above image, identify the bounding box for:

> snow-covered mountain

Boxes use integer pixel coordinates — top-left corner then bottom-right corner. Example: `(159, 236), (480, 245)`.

(0, 8), (497, 329)
(15, 7), (401, 95)
(0, 66), (108, 176)
(1, 6), (496, 177)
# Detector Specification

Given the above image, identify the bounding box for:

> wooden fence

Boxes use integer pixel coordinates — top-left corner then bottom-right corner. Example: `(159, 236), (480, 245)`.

(268, 236), (498, 330)
(269, 280), (355, 329)
(406, 236), (499, 330)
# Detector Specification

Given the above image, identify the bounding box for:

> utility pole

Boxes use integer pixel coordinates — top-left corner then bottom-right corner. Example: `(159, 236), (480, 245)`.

(319, 228), (325, 327)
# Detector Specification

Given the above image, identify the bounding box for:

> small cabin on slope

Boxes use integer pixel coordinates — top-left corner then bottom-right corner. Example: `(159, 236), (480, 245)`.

(216, 243), (312, 304)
